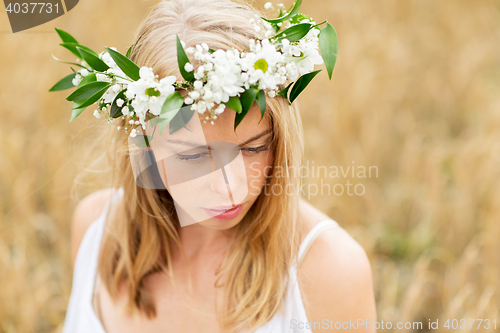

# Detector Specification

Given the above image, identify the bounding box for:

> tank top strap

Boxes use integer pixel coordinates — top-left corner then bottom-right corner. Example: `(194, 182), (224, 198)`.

(297, 219), (339, 266)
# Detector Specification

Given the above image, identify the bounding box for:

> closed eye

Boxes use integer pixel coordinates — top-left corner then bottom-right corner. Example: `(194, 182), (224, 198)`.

(176, 153), (209, 161)
(241, 145), (269, 155)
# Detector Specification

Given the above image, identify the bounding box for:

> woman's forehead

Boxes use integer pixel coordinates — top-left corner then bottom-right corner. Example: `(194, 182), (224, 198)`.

(144, 102), (272, 152)
(203, 104), (271, 143)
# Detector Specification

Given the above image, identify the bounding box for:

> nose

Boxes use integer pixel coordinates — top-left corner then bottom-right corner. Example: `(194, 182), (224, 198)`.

(210, 165), (236, 199)
(209, 150), (245, 201)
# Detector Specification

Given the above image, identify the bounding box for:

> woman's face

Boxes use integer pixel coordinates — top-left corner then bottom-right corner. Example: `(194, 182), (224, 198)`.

(147, 102), (274, 230)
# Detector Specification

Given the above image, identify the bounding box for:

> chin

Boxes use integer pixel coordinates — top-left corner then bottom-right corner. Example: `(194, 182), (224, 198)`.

(198, 217), (243, 230)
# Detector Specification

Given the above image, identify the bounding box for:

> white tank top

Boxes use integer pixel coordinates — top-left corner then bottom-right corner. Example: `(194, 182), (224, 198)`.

(62, 187), (340, 333)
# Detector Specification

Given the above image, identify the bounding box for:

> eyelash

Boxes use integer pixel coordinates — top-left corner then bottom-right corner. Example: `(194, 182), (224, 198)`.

(176, 145), (268, 161)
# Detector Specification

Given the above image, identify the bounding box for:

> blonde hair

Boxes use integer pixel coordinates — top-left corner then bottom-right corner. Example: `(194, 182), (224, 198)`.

(78, 0), (305, 331)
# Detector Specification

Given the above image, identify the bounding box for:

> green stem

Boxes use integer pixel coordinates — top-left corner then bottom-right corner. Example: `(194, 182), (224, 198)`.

(312, 20), (327, 29)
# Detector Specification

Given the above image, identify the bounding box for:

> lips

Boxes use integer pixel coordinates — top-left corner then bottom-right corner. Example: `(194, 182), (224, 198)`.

(203, 203), (245, 220)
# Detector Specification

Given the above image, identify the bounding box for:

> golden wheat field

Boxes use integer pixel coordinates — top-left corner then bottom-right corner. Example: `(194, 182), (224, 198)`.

(0, 0), (499, 332)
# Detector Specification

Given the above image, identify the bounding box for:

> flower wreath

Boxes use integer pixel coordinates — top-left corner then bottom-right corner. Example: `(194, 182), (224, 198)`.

(49, 0), (338, 146)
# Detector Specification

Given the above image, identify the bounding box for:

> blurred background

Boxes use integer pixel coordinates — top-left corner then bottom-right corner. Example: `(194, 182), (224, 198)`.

(1, 0), (499, 332)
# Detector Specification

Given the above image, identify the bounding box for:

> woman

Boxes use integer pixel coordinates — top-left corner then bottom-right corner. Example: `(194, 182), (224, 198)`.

(63, 0), (376, 332)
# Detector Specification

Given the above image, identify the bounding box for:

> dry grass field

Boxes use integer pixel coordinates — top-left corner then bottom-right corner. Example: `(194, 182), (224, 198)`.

(0, 0), (499, 332)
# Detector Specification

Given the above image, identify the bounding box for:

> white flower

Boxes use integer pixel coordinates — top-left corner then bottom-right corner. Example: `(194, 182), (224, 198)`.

(125, 68), (176, 119)
(264, 2), (273, 9)
(194, 80), (203, 90)
(189, 91), (200, 100)
(80, 68), (89, 77)
(214, 104), (226, 114)
(96, 73), (109, 82)
(281, 35), (323, 80)
(139, 67), (155, 81)
(204, 90), (213, 99)
(122, 106), (130, 116)
(130, 128), (137, 137)
(184, 97), (194, 105)
(72, 73), (82, 86)
(93, 110), (101, 118)
(296, 48), (323, 75)
(111, 84), (121, 94)
(240, 39), (285, 90)
(159, 75), (177, 88)
(102, 87), (120, 104)
(116, 98), (124, 107)
(184, 63), (194, 72)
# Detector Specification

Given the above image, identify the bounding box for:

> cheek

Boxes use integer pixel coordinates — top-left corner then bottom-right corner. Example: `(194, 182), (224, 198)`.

(245, 152), (273, 196)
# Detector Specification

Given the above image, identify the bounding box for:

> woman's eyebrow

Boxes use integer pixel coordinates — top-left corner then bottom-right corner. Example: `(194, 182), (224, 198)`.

(239, 129), (272, 146)
(164, 129), (272, 148)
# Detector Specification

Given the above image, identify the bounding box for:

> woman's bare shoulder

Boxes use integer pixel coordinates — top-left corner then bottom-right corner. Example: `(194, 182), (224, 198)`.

(297, 198), (377, 332)
(298, 198), (332, 235)
(71, 187), (117, 267)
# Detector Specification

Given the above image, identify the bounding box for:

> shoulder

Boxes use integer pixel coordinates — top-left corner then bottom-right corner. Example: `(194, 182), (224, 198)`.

(297, 198), (377, 331)
(70, 187), (118, 268)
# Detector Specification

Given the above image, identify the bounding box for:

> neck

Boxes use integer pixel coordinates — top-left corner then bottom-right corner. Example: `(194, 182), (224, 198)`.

(176, 223), (235, 262)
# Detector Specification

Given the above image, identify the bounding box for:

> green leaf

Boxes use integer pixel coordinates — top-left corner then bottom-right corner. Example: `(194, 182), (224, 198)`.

(274, 23), (312, 42)
(77, 46), (109, 72)
(277, 81), (294, 104)
(288, 13), (309, 25)
(169, 105), (195, 135)
(319, 22), (338, 80)
(66, 81), (110, 101)
(105, 47), (140, 81)
(161, 91), (185, 116)
(223, 96), (242, 114)
(289, 69), (322, 103)
(126, 45), (134, 59)
(59, 42), (81, 59)
(110, 89), (127, 118)
(150, 91), (185, 134)
(55, 28), (78, 44)
(255, 90), (266, 121)
(261, 0), (302, 24)
(235, 87), (259, 130)
(70, 102), (86, 122)
(60, 43), (99, 59)
(49, 72), (77, 91)
(70, 83), (110, 110)
(78, 72), (96, 87)
(51, 54), (87, 69)
(176, 34), (194, 82)
(131, 135), (153, 148)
